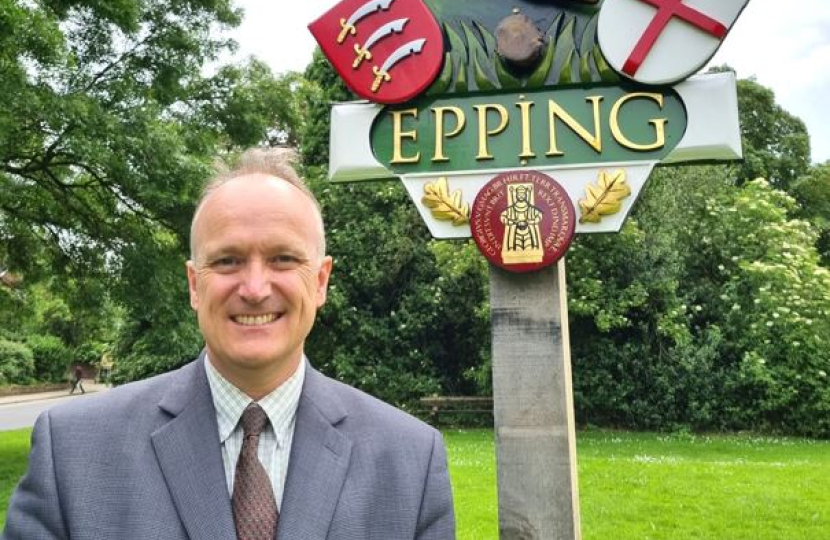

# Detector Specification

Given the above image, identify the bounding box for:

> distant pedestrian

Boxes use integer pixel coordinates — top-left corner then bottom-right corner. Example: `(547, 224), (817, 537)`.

(69, 366), (85, 395)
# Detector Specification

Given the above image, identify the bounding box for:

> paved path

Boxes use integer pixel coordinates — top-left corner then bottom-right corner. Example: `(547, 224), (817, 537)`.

(0, 383), (109, 431)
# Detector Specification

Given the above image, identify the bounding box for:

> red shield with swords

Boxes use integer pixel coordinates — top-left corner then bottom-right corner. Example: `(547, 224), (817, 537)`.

(309, 0), (444, 104)
(597, 0), (751, 86)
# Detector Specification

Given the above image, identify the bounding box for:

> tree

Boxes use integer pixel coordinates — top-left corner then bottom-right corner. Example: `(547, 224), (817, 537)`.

(791, 161), (830, 266)
(677, 178), (830, 436)
(0, 0), (300, 381)
(734, 76), (811, 191)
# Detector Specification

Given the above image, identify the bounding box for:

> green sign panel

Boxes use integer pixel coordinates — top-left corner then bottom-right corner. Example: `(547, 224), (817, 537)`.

(371, 83), (687, 175)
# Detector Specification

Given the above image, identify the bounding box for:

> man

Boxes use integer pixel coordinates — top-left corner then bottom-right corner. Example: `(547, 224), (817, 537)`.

(2, 149), (455, 540)
(68, 366), (85, 395)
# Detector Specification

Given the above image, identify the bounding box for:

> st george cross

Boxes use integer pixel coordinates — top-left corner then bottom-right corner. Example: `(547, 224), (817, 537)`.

(597, 0), (751, 85)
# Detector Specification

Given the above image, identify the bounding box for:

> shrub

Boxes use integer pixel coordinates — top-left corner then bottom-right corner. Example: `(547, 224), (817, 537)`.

(72, 341), (105, 367)
(26, 334), (70, 383)
(0, 339), (36, 385)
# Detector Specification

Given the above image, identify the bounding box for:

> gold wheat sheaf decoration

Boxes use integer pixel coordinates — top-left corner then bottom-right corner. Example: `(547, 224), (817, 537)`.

(422, 177), (470, 226)
(579, 169), (631, 224)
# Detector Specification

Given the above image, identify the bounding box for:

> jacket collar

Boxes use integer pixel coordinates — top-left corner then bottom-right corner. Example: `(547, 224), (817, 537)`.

(152, 353), (237, 540)
(277, 366), (354, 539)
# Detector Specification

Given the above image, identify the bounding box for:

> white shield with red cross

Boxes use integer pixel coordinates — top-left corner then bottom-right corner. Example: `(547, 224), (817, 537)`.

(597, 0), (751, 86)
(308, 0), (444, 104)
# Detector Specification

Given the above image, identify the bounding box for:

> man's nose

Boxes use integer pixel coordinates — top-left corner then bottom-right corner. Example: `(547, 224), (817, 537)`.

(238, 260), (271, 303)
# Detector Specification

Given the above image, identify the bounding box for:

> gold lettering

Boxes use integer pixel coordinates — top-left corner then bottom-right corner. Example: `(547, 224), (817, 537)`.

(610, 92), (667, 151)
(474, 104), (509, 160)
(547, 96), (603, 156)
(391, 108), (420, 164)
(516, 100), (536, 159)
(432, 106), (466, 162)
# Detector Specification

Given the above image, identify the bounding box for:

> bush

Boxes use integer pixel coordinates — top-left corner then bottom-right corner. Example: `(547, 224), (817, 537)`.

(0, 339), (36, 385)
(72, 341), (105, 367)
(26, 335), (70, 383)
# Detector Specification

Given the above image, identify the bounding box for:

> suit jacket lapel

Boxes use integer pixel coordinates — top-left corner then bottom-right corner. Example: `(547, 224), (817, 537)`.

(278, 367), (353, 540)
(151, 356), (236, 540)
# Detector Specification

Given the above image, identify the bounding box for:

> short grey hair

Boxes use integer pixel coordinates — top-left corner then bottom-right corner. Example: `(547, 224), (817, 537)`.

(189, 147), (326, 261)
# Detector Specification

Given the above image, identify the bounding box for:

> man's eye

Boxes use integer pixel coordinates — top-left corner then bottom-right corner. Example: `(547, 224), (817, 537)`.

(270, 255), (300, 267)
(212, 257), (241, 269)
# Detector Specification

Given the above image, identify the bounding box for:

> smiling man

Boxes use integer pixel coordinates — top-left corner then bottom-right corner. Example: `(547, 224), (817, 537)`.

(2, 149), (455, 540)
(187, 163), (331, 400)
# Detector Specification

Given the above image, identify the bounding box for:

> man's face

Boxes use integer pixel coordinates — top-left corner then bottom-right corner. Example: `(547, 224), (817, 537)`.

(186, 174), (332, 388)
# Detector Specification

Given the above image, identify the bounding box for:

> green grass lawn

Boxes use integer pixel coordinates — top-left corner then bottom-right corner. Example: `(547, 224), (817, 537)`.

(0, 429), (31, 528)
(446, 429), (830, 540)
(1, 427), (828, 539)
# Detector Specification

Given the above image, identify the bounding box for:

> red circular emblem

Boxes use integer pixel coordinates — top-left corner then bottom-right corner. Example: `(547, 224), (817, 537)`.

(471, 170), (575, 273)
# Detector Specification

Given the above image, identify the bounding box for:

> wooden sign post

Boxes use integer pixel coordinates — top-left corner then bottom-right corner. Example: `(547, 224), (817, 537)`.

(491, 261), (580, 538)
(311, 0), (751, 537)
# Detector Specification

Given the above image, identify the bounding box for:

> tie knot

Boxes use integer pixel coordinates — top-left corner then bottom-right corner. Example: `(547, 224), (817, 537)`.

(240, 403), (269, 437)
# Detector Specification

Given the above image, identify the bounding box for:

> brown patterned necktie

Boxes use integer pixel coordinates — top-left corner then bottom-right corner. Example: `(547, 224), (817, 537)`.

(232, 403), (278, 540)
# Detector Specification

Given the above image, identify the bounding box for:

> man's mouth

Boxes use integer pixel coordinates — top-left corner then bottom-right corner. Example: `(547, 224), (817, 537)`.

(231, 313), (280, 326)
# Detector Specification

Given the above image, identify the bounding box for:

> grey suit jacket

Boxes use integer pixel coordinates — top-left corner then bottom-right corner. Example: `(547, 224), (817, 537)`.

(2, 357), (455, 539)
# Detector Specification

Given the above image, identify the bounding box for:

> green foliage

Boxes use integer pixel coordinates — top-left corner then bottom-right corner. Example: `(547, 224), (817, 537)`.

(553, 67), (828, 436)
(25, 334), (69, 383)
(680, 179), (830, 436)
(791, 162), (830, 266)
(36, 300), (74, 346)
(0, 339), (35, 385)
(0, 285), (30, 341)
(793, 162), (830, 223)
(109, 238), (202, 384)
(565, 156), (830, 437)
(301, 192), (492, 407)
(196, 61), (302, 149)
(568, 218), (716, 430)
(304, 176), (443, 405)
(110, 313), (202, 384)
(427, 241), (491, 394)
(71, 341), (103, 366)
(0, 429), (32, 527)
(729, 71), (811, 191)
(0, 0), (301, 382)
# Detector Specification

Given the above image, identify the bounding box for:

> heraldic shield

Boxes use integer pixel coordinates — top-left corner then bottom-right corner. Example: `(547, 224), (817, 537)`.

(597, 0), (751, 86)
(309, 0), (444, 104)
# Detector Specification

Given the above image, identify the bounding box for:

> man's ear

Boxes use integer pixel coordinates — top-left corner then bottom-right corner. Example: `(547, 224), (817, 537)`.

(186, 260), (199, 310)
(315, 256), (333, 308)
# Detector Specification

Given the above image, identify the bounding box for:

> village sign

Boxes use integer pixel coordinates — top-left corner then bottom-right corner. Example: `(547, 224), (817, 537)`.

(311, 0), (749, 261)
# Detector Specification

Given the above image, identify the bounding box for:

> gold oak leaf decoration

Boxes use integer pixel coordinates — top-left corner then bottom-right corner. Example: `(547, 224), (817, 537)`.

(579, 169), (631, 224)
(422, 176), (470, 226)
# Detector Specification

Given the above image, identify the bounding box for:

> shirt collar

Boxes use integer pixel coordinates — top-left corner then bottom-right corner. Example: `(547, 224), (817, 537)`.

(205, 355), (305, 447)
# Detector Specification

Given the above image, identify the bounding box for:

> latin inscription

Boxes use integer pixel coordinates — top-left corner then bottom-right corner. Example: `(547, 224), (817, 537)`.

(471, 169), (576, 273)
